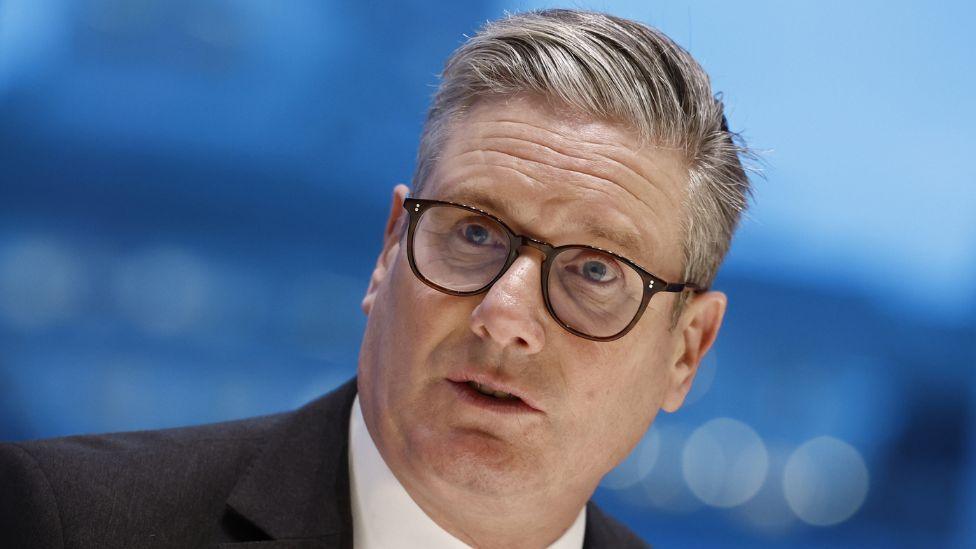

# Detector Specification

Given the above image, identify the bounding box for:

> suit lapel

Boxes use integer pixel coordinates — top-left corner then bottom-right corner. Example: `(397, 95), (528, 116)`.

(582, 501), (650, 548)
(223, 378), (358, 548)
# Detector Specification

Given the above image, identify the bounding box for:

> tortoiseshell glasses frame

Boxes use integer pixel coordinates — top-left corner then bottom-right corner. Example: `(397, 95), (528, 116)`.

(402, 197), (705, 341)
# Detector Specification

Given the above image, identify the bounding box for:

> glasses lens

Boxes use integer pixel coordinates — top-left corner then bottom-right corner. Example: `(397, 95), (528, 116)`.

(547, 247), (645, 338)
(413, 205), (511, 292)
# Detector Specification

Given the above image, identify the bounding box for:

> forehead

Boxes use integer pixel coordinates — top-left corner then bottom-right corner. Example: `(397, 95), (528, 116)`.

(425, 96), (689, 278)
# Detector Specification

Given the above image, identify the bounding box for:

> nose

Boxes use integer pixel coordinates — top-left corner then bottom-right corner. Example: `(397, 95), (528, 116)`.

(468, 253), (546, 355)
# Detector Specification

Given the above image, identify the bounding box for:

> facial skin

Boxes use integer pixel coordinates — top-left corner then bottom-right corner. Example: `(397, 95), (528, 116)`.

(358, 95), (726, 548)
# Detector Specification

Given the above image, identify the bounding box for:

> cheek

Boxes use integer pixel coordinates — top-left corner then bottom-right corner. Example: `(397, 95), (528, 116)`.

(376, 255), (476, 375)
(363, 256), (427, 390)
(566, 336), (672, 436)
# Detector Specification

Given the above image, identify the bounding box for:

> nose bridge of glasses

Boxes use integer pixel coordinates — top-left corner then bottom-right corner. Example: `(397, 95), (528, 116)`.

(491, 236), (551, 285)
(514, 235), (555, 260)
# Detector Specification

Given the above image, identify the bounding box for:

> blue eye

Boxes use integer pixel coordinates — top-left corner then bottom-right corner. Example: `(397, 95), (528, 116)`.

(464, 224), (490, 245)
(582, 260), (609, 282)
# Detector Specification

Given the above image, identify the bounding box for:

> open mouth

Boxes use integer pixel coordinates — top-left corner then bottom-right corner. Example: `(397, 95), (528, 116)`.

(467, 381), (519, 401)
(448, 379), (541, 414)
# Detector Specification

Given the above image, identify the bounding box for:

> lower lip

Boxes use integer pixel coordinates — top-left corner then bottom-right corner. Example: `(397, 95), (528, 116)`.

(448, 381), (542, 415)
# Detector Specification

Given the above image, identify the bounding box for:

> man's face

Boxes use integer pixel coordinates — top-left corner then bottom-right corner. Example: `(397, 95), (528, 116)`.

(358, 96), (708, 501)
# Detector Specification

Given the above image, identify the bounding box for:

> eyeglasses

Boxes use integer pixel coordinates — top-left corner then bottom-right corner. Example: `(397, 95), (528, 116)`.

(402, 197), (705, 341)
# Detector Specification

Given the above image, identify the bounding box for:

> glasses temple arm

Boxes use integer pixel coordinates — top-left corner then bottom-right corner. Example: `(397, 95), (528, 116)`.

(662, 282), (708, 293)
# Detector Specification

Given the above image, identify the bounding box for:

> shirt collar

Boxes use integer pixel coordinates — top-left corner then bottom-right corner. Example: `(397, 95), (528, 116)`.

(348, 395), (586, 549)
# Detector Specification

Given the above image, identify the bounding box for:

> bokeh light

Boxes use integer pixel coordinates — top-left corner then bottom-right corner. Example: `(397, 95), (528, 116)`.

(113, 247), (212, 337)
(682, 417), (769, 508)
(0, 237), (85, 330)
(783, 436), (869, 526)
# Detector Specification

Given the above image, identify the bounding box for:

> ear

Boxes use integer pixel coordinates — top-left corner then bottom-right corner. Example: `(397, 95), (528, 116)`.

(361, 184), (410, 315)
(661, 291), (727, 413)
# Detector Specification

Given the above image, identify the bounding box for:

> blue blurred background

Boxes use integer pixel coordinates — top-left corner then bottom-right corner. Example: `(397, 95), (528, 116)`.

(1, 0), (973, 547)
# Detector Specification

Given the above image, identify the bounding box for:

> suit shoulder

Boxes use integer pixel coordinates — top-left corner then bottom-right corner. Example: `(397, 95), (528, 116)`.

(30, 410), (285, 449)
(0, 442), (64, 548)
(584, 501), (651, 549)
(0, 411), (288, 547)
(4, 411), (289, 495)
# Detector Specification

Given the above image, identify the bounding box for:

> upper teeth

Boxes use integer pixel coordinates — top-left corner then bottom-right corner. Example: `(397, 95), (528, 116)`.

(469, 381), (516, 400)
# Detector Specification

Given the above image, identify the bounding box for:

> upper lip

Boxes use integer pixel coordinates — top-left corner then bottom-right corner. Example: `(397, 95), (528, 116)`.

(447, 370), (544, 413)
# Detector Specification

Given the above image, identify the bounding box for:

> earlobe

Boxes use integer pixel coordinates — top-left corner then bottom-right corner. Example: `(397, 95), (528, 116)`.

(362, 184), (411, 315)
(661, 291), (727, 413)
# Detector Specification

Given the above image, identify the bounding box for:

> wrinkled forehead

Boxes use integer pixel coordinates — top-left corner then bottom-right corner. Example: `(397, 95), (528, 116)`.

(423, 96), (690, 278)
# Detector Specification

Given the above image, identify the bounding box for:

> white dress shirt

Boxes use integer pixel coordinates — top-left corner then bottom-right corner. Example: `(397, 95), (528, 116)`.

(349, 395), (587, 549)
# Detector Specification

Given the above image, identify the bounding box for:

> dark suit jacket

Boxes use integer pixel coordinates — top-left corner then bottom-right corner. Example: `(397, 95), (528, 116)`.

(0, 378), (649, 548)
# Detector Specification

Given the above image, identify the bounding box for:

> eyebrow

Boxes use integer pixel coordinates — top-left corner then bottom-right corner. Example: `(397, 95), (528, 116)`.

(575, 218), (649, 264)
(436, 187), (654, 267)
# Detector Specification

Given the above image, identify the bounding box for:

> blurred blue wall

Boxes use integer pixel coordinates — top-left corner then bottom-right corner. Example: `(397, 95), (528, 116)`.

(1, 1), (973, 547)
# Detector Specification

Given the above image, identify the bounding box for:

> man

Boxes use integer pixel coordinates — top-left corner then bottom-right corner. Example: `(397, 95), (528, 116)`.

(0, 9), (751, 548)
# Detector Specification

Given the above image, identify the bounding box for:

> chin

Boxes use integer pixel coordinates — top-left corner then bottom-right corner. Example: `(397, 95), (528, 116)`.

(407, 425), (550, 497)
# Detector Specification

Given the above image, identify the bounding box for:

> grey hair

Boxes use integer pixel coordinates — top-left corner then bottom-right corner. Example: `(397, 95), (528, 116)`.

(412, 9), (754, 325)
